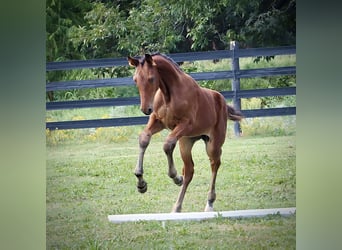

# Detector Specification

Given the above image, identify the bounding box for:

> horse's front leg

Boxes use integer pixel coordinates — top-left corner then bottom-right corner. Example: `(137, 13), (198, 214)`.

(163, 121), (193, 188)
(135, 115), (164, 193)
(134, 131), (150, 193)
(163, 136), (183, 187)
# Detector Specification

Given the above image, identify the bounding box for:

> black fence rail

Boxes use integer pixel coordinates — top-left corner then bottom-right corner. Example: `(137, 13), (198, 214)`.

(46, 43), (296, 132)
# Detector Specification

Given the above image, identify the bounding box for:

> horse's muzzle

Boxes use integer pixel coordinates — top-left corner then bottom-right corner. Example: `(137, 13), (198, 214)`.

(141, 108), (153, 115)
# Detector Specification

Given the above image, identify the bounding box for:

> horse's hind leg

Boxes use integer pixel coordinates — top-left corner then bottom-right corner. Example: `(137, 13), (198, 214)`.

(204, 136), (225, 212)
(171, 137), (197, 212)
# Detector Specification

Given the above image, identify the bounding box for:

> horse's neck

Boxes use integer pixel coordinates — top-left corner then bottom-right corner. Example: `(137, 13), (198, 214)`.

(156, 58), (181, 82)
(158, 77), (173, 104)
(156, 60), (182, 102)
(155, 56), (199, 103)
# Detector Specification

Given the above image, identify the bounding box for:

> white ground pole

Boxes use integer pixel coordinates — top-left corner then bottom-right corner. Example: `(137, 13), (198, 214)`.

(108, 207), (296, 224)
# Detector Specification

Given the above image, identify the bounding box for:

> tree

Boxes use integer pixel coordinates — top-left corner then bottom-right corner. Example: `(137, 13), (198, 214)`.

(46, 0), (92, 61)
(47, 0), (296, 61)
(241, 0), (296, 47)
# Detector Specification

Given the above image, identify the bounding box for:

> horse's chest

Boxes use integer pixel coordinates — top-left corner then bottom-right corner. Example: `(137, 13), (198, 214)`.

(156, 106), (182, 130)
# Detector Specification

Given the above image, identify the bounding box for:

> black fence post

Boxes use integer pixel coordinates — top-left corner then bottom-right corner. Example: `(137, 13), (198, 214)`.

(230, 41), (242, 137)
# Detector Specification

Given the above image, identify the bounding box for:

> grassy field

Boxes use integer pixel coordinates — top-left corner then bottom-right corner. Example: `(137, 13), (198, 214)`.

(46, 130), (296, 249)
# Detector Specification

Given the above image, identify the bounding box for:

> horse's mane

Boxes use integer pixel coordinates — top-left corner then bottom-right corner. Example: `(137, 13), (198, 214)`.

(141, 53), (183, 72)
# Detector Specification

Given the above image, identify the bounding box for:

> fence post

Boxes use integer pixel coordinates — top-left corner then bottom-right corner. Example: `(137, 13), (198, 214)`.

(230, 41), (242, 137)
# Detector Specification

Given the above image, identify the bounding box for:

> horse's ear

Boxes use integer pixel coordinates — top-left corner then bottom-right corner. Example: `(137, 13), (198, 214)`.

(145, 54), (157, 66)
(128, 56), (139, 67)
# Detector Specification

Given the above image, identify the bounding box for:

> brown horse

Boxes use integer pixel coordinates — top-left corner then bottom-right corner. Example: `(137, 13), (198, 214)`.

(128, 53), (243, 212)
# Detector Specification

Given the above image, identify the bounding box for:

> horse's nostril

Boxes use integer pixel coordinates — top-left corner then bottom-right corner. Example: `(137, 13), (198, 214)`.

(141, 108), (153, 115)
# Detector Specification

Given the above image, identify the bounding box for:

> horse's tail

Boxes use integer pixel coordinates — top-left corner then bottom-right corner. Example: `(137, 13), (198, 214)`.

(227, 104), (244, 121)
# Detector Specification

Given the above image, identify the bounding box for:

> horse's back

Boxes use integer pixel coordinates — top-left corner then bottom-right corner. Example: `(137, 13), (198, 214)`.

(200, 88), (228, 120)
(151, 81), (227, 135)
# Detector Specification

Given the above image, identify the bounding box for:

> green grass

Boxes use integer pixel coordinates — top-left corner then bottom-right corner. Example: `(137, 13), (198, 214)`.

(47, 133), (296, 249)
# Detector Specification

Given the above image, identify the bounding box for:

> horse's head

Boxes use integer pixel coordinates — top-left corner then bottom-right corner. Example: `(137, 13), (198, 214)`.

(128, 54), (160, 115)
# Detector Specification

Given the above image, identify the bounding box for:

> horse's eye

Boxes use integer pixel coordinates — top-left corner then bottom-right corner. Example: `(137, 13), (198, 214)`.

(148, 77), (154, 83)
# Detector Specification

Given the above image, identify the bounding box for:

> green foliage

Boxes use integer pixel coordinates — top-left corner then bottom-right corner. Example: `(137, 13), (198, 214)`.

(242, 0), (296, 47)
(68, 2), (127, 58)
(46, 0), (92, 61)
(119, 0), (184, 54)
(47, 0), (296, 62)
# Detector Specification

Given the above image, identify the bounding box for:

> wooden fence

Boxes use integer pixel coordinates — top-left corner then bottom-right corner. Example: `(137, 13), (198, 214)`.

(46, 42), (296, 135)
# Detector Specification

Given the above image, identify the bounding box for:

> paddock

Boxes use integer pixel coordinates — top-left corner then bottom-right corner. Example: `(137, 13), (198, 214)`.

(46, 44), (296, 249)
(47, 130), (296, 249)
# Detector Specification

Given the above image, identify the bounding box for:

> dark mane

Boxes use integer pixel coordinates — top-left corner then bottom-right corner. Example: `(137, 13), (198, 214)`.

(140, 53), (183, 72)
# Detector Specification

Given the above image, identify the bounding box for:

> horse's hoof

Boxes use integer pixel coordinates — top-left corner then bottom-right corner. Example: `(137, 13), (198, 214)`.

(171, 206), (182, 213)
(173, 176), (183, 186)
(204, 203), (214, 212)
(137, 180), (147, 193)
